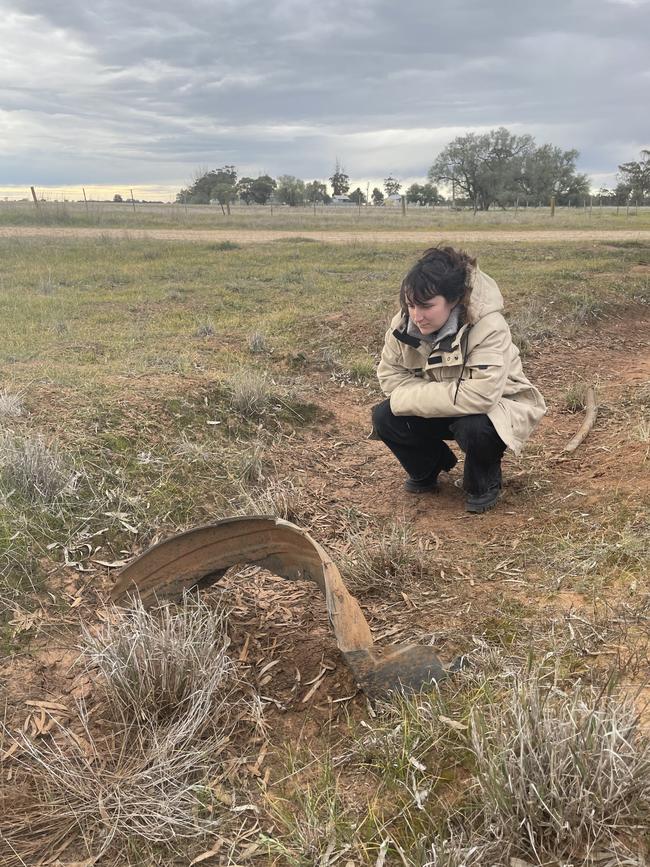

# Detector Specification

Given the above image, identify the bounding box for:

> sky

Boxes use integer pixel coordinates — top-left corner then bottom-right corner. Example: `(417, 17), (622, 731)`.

(1, 0), (649, 201)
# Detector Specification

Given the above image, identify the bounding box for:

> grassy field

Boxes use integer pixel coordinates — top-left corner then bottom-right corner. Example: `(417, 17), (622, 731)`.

(1, 233), (649, 865)
(2, 199), (650, 231)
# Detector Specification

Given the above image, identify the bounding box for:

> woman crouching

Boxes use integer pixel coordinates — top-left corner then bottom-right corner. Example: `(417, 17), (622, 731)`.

(373, 246), (546, 513)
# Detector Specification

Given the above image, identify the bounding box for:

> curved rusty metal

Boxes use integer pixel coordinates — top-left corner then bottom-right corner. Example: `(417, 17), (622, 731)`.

(110, 516), (447, 697)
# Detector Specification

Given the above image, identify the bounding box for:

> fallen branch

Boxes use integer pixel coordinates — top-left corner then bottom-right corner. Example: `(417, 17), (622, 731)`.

(562, 386), (597, 454)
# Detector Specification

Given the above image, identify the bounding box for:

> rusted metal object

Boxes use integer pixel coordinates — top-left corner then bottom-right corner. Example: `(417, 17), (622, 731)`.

(110, 516), (447, 698)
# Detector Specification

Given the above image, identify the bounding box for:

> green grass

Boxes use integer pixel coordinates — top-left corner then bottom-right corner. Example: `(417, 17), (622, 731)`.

(2, 200), (650, 231)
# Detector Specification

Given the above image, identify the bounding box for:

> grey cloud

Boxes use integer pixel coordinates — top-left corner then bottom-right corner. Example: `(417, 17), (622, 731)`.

(2, 0), (649, 187)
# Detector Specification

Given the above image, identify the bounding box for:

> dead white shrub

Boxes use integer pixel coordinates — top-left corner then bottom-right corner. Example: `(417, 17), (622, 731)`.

(0, 432), (74, 501)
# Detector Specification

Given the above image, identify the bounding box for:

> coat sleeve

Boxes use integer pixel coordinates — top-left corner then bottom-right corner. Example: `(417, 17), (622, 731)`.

(377, 328), (419, 396)
(389, 323), (510, 418)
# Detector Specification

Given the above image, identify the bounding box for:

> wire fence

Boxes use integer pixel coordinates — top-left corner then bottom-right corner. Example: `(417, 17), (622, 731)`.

(0, 186), (175, 203)
(1, 187), (648, 231)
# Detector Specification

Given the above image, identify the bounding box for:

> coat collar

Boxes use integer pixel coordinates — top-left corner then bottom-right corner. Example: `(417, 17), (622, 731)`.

(393, 314), (469, 352)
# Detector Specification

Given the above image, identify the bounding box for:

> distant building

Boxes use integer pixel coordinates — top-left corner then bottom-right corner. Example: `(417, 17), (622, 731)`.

(330, 195), (353, 205)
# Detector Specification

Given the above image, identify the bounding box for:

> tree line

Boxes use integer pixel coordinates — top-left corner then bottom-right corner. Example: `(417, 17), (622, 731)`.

(176, 130), (650, 211)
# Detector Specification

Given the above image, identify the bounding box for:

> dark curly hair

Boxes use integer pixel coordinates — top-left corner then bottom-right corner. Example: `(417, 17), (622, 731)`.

(399, 246), (476, 315)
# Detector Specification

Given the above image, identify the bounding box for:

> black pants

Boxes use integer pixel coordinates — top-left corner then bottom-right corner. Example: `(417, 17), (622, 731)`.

(372, 399), (506, 496)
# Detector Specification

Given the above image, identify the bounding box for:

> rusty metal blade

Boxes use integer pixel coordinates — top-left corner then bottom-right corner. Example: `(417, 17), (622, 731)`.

(110, 515), (447, 696)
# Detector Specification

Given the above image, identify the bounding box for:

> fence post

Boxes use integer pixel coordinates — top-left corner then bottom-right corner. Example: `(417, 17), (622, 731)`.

(30, 186), (39, 209)
(401, 195), (406, 216)
(130, 189), (136, 214)
(82, 187), (89, 216)
(550, 196), (556, 217)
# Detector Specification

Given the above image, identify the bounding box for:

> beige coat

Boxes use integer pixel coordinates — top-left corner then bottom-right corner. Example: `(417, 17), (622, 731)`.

(377, 266), (546, 455)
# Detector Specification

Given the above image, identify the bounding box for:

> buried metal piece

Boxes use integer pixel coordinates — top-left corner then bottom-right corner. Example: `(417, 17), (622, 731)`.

(110, 515), (448, 698)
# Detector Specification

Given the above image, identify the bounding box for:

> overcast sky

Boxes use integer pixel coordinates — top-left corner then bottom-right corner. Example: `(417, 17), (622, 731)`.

(1, 0), (649, 199)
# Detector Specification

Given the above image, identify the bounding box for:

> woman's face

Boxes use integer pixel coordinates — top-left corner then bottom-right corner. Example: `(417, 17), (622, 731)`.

(406, 295), (457, 335)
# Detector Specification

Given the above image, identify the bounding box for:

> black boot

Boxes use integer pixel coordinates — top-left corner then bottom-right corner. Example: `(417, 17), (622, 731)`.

(465, 468), (502, 513)
(404, 448), (458, 493)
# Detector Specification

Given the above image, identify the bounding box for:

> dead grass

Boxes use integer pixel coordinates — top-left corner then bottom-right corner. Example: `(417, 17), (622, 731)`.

(248, 331), (269, 354)
(5, 710), (230, 860)
(234, 476), (308, 523)
(267, 656), (650, 865)
(506, 301), (554, 356)
(0, 389), (23, 418)
(82, 595), (233, 724)
(0, 432), (76, 502)
(564, 380), (589, 412)
(470, 666), (650, 864)
(194, 318), (216, 337)
(1, 596), (245, 864)
(226, 369), (285, 419)
(342, 521), (439, 594)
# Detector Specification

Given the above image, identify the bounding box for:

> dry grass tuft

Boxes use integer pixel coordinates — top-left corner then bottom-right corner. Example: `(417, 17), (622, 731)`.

(0, 389), (23, 418)
(195, 318), (216, 337)
(234, 437), (270, 486)
(564, 380), (589, 412)
(471, 668), (650, 863)
(0, 432), (75, 501)
(507, 303), (554, 356)
(234, 477), (307, 523)
(225, 370), (307, 423)
(247, 331), (268, 354)
(82, 594), (234, 725)
(2, 596), (240, 863)
(327, 657), (650, 866)
(5, 708), (231, 861)
(226, 369), (280, 418)
(342, 521), (436, 593)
